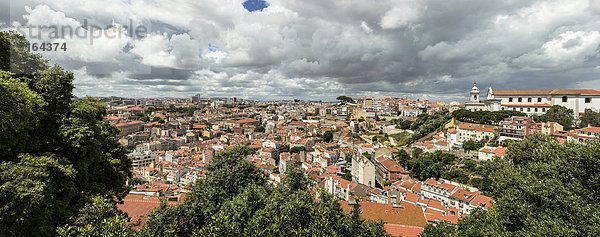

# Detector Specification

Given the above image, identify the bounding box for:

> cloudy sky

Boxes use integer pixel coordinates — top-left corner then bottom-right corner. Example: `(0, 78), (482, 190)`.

(2, 0), (600, 101)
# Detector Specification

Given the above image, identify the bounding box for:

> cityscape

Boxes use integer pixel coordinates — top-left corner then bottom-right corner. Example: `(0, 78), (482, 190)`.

(2, 0), (600, 236)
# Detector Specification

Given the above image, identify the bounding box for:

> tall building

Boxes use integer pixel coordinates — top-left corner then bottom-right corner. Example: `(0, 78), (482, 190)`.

(191, 93), (201, 103)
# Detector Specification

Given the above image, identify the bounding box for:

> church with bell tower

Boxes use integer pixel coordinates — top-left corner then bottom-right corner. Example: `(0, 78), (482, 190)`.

(464, 82), (501, 112)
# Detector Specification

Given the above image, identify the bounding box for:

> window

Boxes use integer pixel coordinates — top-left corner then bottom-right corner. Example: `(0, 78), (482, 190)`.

(527, 108), (531, 112)
(520, 108), (523, 111)
(535, 108), (538, 112)
(528, 98), (532, 102)
(518, 98), (522, 102)
(562, 96), (568, 102)
(543, 108), (546, 112)
(585, 98), (591, 103)
(509, 98), (513, 102)
(538, 98), (542, 102)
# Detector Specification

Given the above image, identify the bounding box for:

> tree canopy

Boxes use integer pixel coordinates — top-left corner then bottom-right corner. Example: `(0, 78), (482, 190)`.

(534, 105), (575, 130)
(0, 31), (131, 236)
(451, 109), (526, 125)
(422, 134), (600, 236)
(141, 147), (387, 236)
(410, 110), (451, 141)
(579, 108), (600, 128)
(336, 95), (355, 104)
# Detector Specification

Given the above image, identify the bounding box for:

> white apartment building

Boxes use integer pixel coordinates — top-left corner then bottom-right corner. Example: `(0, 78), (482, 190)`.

(421, 178), (458, 205)
(568, 126), (600, 142)
(456, 124), (495, 142)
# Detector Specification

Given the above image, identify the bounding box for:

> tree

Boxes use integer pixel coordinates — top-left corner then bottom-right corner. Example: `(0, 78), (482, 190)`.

(420, 221), (456, 237)
(408, 151), (457, 181)
(282, 167), (312, 192)
(323, 131), (334, 143)
(289, 146), (305, 154)
(396, 149), (411, 168)
(399, 120), (412, 129)
(535, 105), (574, 130)
(463, 140), (486, 151)
(254, 126), (266, 133)
(0, 74), (45, 158)
(336, 95), (355, 104)
(0, 31), (131, 235)
(579, 109), (600, 128)
(409, 110), (452, 141)
(0, 154), (75, 236)
(341, 172), (353, 181)
(143, 146), (387, 236)
(424, 134), (600, 235)
(57, 196), (135, 237)
(451, 109), (525, 125)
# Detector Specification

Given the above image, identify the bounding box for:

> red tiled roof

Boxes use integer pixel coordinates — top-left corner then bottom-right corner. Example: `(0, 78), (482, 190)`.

(578, 127), (600, 133)
(472, 194), (494, 208)
(494, 89), (600, 96)
(501, 104), (551, 107)
(450, 189), (479, 202)
(493, 90), (553, 96)
(384, 224), (424, 237)
(236, 118), (259, 124)
(339, 201), (427, 227)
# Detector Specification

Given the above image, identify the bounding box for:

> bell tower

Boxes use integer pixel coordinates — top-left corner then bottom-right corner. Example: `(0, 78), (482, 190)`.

(470, 82), (480, 102)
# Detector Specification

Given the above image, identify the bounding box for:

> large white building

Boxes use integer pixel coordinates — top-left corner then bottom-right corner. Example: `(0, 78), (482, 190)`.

(464, 83), (600, 116)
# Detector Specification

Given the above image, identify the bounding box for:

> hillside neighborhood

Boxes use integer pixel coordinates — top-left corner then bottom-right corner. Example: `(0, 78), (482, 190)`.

(109, 84), (600, 237)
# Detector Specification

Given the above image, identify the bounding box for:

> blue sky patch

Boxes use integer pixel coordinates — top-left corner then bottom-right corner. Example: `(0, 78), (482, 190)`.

(243, 0), (269, 12)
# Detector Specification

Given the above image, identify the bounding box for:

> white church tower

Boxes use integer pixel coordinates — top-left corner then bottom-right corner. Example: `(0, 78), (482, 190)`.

(470, 82), (480, 102)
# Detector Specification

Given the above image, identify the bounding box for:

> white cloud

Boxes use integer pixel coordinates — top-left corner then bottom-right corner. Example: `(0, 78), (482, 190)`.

(4, 0), (600, 100)
(380, 1), (421, 29)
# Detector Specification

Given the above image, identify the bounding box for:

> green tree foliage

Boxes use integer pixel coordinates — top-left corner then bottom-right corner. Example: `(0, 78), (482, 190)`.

(57, 196), (135, 237)
(462, 140), (486, 151)
(341, 172), (353, 181)
(424, 134), (600, 236)
(407, 151), (457, 181)
(410, 110), (451, 141)
(322, 130), (334, 143)
(254, 126), (266, 133)
(289, 146), (305, 154)
(336, 95), (355, 104)
(0, 74), (45, 157)
(451, 109), (525, 125)
(399, 120), (412, 129)
(396, 149), (411, 168)
(142, 147), (387, 236)
(0, 31), (131, 235)
(579, 108), (600, 128)
(534, 105), (575, 130)
(0, 154), (75, 236)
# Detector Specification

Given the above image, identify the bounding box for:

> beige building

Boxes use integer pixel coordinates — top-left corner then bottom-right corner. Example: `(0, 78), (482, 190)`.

(456, 124), (495, 142)
(351, 155), (376, 188)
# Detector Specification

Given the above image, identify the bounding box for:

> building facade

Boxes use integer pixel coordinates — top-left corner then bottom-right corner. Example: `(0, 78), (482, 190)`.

(464, 83), (600, 116)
